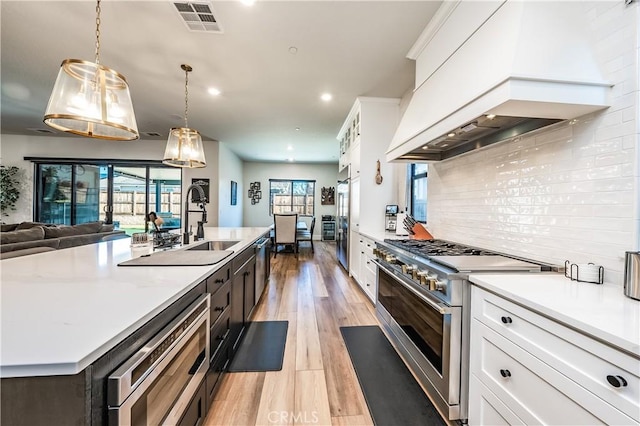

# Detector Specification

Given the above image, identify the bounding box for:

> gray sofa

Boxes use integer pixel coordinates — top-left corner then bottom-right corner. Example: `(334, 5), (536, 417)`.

(0, 221), (127, 259)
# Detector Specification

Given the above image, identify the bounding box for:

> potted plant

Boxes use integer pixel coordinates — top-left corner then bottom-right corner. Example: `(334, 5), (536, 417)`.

(0, 166), (21, 218)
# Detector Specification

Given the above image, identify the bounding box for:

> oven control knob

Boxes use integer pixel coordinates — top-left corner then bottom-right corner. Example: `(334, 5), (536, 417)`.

(423, 275), (436, 287)
(385, 255), (397, 263)
(430, 280), (447, 293)
(417, 271), (429, 286)
(411, 266), (420, 280)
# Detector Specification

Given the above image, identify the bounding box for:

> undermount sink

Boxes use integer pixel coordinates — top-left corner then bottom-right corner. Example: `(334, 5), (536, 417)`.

(186, 240), (241, 251)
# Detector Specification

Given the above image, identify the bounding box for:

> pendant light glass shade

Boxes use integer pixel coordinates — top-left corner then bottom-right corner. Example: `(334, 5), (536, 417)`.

(163, 127), (206, 168)
(163, 64), (206, 168)
(44, 59), (139, 140)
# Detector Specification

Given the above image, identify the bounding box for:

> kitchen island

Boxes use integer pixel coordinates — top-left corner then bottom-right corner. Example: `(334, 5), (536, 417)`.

(0, 226), (269, 425)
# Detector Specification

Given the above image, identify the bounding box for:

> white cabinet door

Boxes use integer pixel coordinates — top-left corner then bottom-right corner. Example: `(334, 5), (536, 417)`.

(350, 142), (361, 178)
(349, 230), (361, 284)
(350, 176), (360, 232)
(468, 374), (525, 426)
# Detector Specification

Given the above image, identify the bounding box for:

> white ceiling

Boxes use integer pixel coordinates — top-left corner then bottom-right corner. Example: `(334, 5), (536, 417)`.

(1, 1), (441, 163)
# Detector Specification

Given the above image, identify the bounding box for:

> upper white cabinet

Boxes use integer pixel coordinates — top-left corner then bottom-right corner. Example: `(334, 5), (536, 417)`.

(337, 98), (400, 287)
(337, 97), (400, 233)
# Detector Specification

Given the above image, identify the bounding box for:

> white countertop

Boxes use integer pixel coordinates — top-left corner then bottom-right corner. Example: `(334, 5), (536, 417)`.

(469, 273), (640, 356)
(0, 227), (269, 378)
(358, 229), (407, 242)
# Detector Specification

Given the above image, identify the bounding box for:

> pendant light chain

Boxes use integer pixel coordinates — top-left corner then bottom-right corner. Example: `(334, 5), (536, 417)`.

(184, 67), (189, 128)
(95, 0), (101, 65)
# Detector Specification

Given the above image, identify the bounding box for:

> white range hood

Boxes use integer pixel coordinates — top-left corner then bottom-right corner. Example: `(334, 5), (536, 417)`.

(387, 1), (612, 162)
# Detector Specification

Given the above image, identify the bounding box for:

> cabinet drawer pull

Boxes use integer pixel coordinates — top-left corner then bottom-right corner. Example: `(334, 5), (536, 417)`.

(606, 375), (628, 388)
(500, 369), (511, 378)
(214, 306), (224, 312)
(500, 316), (513, 324)
(214, 278), (224, 284)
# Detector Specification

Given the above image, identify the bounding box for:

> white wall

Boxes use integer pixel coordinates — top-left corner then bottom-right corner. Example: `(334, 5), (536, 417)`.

(425, 2), (638, 285)
(242, 161), (339, 239)
(0, 134), (221, 225)
(217, 142), (243, 227)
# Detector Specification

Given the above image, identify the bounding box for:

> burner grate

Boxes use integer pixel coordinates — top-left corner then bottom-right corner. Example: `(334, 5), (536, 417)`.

(384, 239), (497, 257)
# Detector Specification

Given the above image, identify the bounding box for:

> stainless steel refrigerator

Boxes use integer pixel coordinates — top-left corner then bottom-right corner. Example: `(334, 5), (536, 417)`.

(336, 179), (349, 270)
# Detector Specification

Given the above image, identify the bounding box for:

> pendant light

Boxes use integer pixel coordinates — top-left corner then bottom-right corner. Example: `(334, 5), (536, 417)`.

(43, 0), (139, 141)
(162, 64), (206, 168)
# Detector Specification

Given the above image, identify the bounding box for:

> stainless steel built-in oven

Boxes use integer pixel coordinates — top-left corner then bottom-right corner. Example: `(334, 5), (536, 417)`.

(376, 261), (462, 413)
(374, 238), (547, 421)
(108, 294), (210, 426)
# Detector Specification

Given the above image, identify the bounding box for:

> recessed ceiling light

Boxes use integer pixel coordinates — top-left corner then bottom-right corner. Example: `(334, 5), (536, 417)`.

(240, 0), (255, 6)
(287, 145), (293, 151)
(288, 46), (298, 55)
(295, 127), (300, 131)
(208, 87), (221, 96)
(486, 114), (496, 119)
(447, 132), (456, 137)
(321, 93), (332, 102)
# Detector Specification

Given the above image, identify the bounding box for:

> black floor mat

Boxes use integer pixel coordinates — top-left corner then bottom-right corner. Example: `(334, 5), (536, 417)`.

(340, 325), (446, 426)
(228, 321), (288, 372)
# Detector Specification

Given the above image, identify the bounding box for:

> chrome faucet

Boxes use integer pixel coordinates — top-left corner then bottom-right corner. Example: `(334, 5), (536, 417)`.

(183, 184), (208, 245)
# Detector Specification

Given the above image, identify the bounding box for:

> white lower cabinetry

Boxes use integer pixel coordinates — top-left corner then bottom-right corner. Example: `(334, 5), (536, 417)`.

(360, 235), (376, 303)
(469, 374), (524, 426)
(349, 233), (377, 303)
(469, 286), (638, 426)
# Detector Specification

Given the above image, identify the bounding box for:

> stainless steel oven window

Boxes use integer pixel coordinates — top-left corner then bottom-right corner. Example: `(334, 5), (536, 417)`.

(377, 265), (443, 373)
(393, 281), (443, 373)
(130, 321), (207, 425)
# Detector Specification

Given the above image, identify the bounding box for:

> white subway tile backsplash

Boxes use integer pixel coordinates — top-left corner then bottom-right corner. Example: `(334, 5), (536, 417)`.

(430, 115), (635, 284)
(426, 3), (637, 286)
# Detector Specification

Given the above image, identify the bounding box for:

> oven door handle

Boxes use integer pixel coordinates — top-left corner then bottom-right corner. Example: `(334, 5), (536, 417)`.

(373, 259), (450, 315)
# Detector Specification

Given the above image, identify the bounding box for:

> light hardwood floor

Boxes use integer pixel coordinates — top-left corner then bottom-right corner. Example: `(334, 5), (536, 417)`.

(204, 241), (377, 426)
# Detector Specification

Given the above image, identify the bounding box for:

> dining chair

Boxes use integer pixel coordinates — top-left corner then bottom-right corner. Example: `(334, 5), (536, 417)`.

(297, 216), (315, 253)
(273, 213), (298, 257)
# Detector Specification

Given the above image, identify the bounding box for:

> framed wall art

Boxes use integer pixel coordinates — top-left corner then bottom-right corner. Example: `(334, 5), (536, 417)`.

(248, 181), (261, 204)
(321, 186), (335, 205)
(230, 181), (237, 205)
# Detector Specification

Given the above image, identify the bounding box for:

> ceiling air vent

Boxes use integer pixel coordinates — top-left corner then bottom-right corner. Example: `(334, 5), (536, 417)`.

(143, 132), (163, 138)
(173, 1), (222, 33)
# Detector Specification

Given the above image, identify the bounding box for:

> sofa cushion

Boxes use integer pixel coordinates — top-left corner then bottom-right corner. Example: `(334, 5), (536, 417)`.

(1, 223), (18, 232)
(0, 227), (45, 245)
(0, 238), (59, 253)
(16, 221), (49, 230)
(44, 221), (104, 239)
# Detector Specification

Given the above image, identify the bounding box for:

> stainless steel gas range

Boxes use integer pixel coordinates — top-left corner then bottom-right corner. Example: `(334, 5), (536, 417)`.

(373, 239), (552, 423)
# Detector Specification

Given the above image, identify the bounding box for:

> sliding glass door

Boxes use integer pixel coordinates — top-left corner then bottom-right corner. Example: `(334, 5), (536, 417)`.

(33, 161), (182, 235)
(39, 164), (73, 225)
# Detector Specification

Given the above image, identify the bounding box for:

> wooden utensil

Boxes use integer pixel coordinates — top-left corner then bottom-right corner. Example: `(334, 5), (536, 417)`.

(375, 160), (383, 185)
